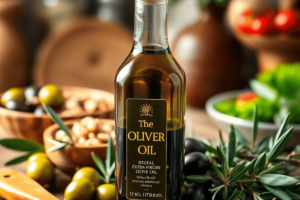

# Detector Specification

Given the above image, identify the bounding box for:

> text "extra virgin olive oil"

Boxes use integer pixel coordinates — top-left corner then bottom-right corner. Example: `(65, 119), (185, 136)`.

(115, 0), (186, 200)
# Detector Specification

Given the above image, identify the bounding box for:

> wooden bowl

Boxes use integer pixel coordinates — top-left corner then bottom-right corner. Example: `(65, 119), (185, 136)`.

(0, 86), (114, 143)
(44, 119), (113, 176)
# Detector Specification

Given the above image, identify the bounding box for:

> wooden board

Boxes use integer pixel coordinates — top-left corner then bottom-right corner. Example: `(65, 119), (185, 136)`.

(0, 168), (59, 200)
(34, 18), (132, 93)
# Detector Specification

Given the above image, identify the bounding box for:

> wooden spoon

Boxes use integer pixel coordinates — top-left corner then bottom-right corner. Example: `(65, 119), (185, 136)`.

(0, 168), (58, 200)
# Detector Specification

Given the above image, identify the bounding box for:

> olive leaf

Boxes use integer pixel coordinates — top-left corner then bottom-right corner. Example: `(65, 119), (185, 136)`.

(229, 160), (252, 184)
(258, 174), (299, 186)
(247, 158), (257, 175)
(219, 130), (225, 149)
(259, 162), (283, 176)
(229, 160), (245, 177)
(274, 113), (290, 144)
(226, 125), (236, 167)
(91, 138), (115, 184)
(185, 175), (211, 183)
(285, 190), (300, 199)
(92, 152), (106, 176)
(253, 152), (266, 175)
(223, 186), (228, 200)
(231, 126), (251, 151)
(266, 127), (294, 164)
(236, 178), (257, 183)
(212, 185), (224, 200)
(5, 151), (36, 166)
(217, 146), (229, 177)
(0, 138), (43, 152)
(107, 162), (115, 180)
(263, 185), (291, 200)
(91, 152), (107, 183)
(43, 104), (74, 144)
(0, 138), (44, 165)
(106, 137), (115, 176)
(46, 142), (68, 153)
(253, 136), (272, 154)
(228, 189), (243, 200)
(200, 140), (217, 154)
(252, 106), (258, 147)
(211, 161), (225, 182)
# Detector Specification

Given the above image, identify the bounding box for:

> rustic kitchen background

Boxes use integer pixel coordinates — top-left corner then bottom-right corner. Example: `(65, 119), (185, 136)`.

(1, 0), (300, 199)
(2, 0), (259, 106)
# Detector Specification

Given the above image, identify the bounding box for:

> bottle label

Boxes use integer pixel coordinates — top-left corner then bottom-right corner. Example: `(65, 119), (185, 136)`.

(126, 99), (167, 200)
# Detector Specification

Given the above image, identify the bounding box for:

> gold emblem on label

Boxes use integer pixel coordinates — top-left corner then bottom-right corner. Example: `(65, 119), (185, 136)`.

(140, 104), (153, 117)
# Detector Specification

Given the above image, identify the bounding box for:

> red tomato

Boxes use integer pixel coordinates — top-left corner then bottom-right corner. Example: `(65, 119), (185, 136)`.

(236, 92), (258, 108)
(274, 9), (300, 33)
(251, 11), (277, 35)
(236, 10), (254, 33)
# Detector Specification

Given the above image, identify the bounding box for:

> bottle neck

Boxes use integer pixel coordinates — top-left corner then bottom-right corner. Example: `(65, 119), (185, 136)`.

(133, 0), (169, 54)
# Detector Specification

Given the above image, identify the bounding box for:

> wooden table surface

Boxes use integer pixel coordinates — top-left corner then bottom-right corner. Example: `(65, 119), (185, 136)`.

(0, 107), (223, 200)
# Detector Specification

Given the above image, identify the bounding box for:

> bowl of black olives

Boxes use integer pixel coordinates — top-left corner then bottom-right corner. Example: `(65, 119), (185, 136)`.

(0, 85), (114, 143)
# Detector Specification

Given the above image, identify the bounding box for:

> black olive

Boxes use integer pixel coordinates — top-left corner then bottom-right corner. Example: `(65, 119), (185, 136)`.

(25, 86), (40, 99)
(183, 185), (210, 200)
(184, 152), (210, 176)
(5, 100), (31, 112)
(208, 178), (235, 200)
(185, 138), (206, 155)
(34, 105), (47, 116)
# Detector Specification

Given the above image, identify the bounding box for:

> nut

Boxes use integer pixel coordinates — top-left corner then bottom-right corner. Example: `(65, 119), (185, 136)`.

(100, 123), (113, 133)
(65, 100), (80, 109)
(81, 117), (98, 132)
(71, 93), (89, 103)
(88, 132), (96, 139)
(97, 133), (109, 143)
(77, 137), (86, 145)
(84, 99), (98, 113)
(90, 138), (101, 145)
(72, 122), (88, 137)
(63, 90), (73, 99)
(61, 136), (71, 143)
(55, 130), (67, 141)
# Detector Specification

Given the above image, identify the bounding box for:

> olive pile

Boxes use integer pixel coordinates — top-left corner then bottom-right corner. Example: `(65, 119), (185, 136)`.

(1, 85), (64, 113)
(55, 116), (115, 146)
(26, 153), (55, 185)
(183, 138), (235, 200)
(1, 85), (109, 117)
(64, 167), (115, 200)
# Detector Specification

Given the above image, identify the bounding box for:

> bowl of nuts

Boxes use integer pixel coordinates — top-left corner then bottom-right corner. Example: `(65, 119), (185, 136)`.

(0, 85), (114, 143)
(44, 116), (115, 175)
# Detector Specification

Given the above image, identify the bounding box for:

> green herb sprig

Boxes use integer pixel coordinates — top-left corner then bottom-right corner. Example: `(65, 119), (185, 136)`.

(187, 109), (300, 200)
(0, 139), (44, 166)
(92, 137), (116, 184)
(0, 104), (75, 165)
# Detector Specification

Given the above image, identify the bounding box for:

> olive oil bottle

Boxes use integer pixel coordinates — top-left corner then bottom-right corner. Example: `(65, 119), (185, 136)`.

(115, 0), (186, 200)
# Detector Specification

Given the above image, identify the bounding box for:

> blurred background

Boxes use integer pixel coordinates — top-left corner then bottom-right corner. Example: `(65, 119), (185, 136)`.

(3, 0), (300, 108)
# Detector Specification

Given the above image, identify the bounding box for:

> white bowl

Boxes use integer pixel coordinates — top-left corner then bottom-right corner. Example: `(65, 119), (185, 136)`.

(205, 90), (300, 149)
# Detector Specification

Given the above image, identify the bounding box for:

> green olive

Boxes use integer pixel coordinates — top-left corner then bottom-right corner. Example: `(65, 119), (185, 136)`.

(1, 88), (25, 106)
(26, 158), (54, 185)
(27, 152), (48, 163)
(72, 167), (101, 187)
(64, 178), (95, 200)
(96, 184), (116, 200)
(38, 84), (64, 107)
